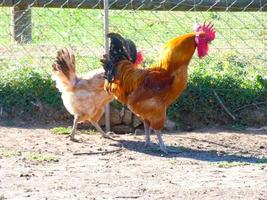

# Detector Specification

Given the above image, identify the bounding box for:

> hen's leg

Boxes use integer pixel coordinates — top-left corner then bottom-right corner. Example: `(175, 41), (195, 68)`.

(155, 130), (168, 154)
(69, 115), (78, 142)
(144, 121), (152, 147)
(91, 121), (111, 139)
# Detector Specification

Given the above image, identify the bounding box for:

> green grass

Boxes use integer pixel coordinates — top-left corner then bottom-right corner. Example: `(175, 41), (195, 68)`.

(213, 161), (251, 168)
(0, 150), (59, 162)
(212, 158), (267, 168)
(51, 126), (98, 135)
(24, 152), (59, 162)
(0, 8), (266, 71)
(0, 8), (266, 126)
(51, 126), (72, 135)
(0, 150), (21, 157)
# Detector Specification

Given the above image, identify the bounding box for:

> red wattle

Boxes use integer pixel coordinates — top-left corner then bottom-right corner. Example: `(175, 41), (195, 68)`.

(134, 51), (144, 66)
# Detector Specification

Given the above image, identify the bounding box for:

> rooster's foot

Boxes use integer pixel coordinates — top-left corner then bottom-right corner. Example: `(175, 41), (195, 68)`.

(101, 131), (116, 139)
(144, 141), (152, 148)
(158, 146), (181, 154)
(159, 144), (168, 154)
(65, 134), (79, 142)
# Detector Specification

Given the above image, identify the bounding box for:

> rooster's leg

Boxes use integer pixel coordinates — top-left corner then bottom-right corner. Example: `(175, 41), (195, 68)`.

(69, 116), (78, 142)
(91, 121), (111, 139)
(144, 122), (151, 147)
(155, 130), (168, 154)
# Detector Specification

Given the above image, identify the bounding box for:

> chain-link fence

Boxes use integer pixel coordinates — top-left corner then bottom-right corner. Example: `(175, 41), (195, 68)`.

(0, 1), (266, 70)
(0, 1), (266, 125)
(0, 6), (105, 73)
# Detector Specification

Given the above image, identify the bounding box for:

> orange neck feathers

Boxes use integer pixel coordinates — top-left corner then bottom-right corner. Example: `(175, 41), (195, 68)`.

(106, 60), (147, 96)
(156, 33), (197, 73)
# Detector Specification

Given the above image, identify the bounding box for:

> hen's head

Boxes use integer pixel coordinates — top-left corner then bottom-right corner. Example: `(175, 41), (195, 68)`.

(194, 22), (216, 58)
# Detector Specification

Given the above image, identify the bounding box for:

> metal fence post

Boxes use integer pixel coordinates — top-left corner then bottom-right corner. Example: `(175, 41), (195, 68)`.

(104, 0), (110, 132)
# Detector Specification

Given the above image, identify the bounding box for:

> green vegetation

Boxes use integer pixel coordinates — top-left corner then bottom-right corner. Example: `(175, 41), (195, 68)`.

(213, 161), (251, 168)
(0, 8), (265, 70)
(168, 52), (267, 125)
(0, 150), (21, 157)
(212, 158), (267, 168)
(0, 8), (266, 126)
(24, 152), (59, 162)
(51, 126), (97, 135)
(0, 67), (62, 114)
(0, 150), (59, 162)
(51, 126), (72, 135)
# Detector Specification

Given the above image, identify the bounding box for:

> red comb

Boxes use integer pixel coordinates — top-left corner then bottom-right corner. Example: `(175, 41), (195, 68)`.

(196, 22), (216, 41)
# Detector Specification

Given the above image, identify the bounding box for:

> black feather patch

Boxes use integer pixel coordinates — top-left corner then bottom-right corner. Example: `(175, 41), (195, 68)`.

(108, 33), (130, 64)
(102, 33), (139, 83)
(125, 39), (137, 63)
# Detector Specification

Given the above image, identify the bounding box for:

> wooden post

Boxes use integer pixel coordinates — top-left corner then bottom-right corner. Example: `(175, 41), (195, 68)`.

(11, 5), (32, 43)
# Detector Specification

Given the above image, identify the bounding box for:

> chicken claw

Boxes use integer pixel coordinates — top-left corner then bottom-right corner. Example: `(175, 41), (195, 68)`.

(159, 145), (168, 155)
(100, 132), (114, 139)
(66, 134), (79, 142)
(144, 141), (152, 148)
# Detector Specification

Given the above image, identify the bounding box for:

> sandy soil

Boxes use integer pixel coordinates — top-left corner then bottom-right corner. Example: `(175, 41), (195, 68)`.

(0, 126), (267, 200)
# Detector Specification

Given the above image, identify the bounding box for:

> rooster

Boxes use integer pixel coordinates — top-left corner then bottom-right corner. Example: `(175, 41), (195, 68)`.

(52, 45), (142, 141)
(101, 22), (216, 153)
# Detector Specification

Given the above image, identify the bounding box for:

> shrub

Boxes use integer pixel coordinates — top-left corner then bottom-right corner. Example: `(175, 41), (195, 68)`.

(0, 51), (266, 127)
(0, 67), (62, 116)
(168, 52), (267, 126)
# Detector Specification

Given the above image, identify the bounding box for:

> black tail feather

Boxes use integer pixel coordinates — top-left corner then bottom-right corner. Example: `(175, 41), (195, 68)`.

(102, 33), (138, 83)
(108, 33), (130, 63)
(125, 38), (137, 64)
(107, 33), (138, 64)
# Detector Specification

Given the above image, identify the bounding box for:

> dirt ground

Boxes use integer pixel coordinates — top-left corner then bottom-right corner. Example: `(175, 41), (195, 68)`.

(0, 125), (267, 200)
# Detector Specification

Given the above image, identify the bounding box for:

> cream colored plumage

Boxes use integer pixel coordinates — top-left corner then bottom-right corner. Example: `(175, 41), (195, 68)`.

(52, 48), (113, 141)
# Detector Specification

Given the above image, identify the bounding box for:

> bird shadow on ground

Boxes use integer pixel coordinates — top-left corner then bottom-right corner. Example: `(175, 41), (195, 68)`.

(110, 139), (265, 163)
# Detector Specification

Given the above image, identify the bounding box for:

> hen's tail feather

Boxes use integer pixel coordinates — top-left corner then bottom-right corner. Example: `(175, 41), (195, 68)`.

(52, 48), (76, 78)
(52, 48), (77, 88)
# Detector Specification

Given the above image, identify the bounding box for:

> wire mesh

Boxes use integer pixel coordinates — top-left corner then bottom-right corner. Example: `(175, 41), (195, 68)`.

(0, 1), (266, 122)
(0, 6), (105, 73)
(108, 8), (266, 67)
(0, 2), (265, 71)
